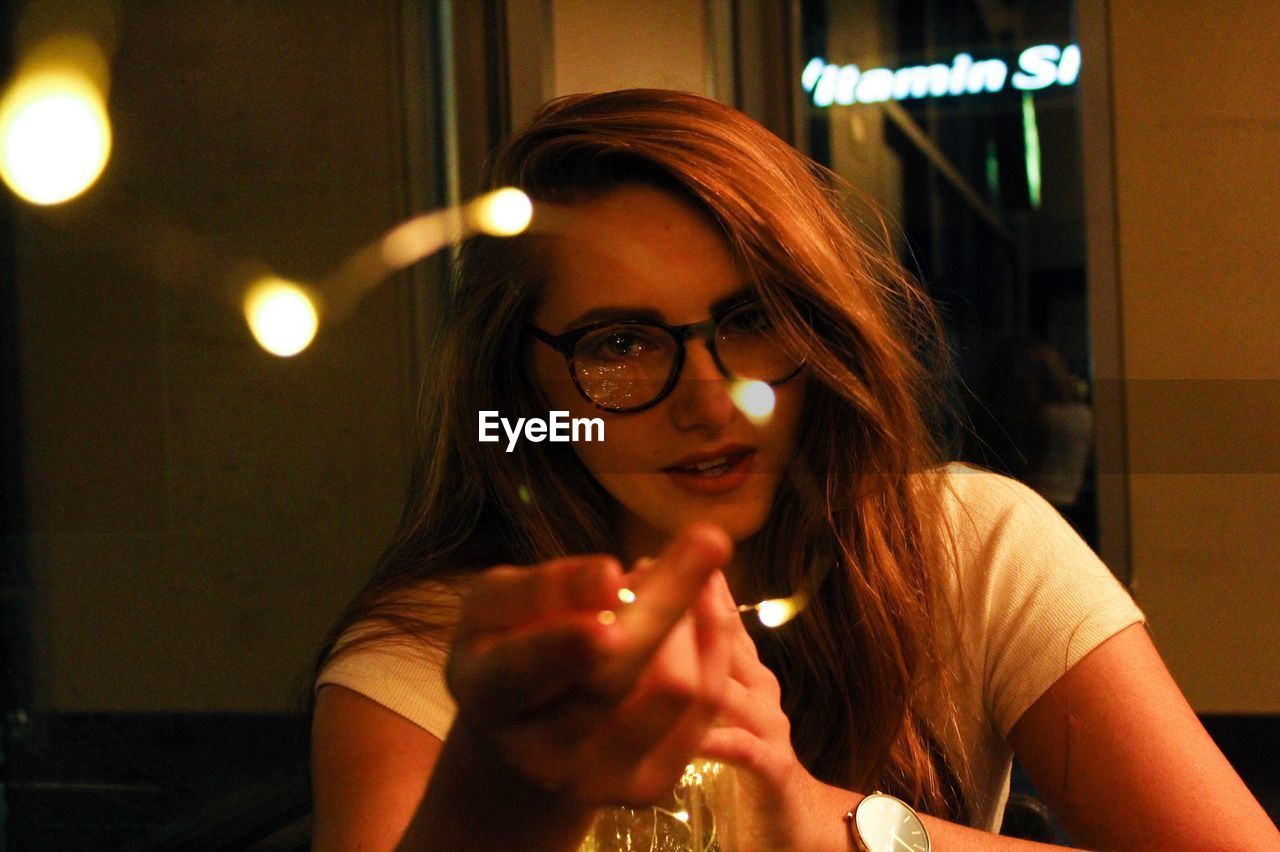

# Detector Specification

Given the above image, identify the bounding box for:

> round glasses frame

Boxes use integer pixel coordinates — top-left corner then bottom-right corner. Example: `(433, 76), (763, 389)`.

(527, 296), (806, 413)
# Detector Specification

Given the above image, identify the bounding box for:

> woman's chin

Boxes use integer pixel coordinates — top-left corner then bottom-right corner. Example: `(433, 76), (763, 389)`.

(606, 473), (775, 553)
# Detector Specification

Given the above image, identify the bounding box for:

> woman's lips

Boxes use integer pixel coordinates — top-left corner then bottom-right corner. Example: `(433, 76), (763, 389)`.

(662, 449), (755, 495)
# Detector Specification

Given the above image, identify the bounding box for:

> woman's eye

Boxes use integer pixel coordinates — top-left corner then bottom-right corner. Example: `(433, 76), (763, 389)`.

(722, 306), (772, 334)
(580, 327), (661, 361)
(602, 332), (641, 356)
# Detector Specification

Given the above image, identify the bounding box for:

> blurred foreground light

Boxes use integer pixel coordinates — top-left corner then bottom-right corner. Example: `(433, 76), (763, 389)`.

(378, 188), (531, 273)
(245, 278), (319, 357)
(752, 596), (802, 628)
(259, 190), (531, 359)
(0, 69), (111, 205)
(730, 380), (776, 424)
(467, 187), (532, 237)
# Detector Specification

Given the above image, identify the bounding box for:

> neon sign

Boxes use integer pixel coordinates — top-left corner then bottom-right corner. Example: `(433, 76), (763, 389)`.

(802, 44), (1080, 107)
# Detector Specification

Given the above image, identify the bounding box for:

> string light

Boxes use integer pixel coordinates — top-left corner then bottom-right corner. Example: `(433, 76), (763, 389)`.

(742, 594), (807, 628)
(611, 586), (810, 630)
(380, 188), (533, 269)
(243, 189), (532, 356)
(729, 379), (776, 423)
(467, 187), (533, 236)
(0, 32), (114, 205)
(244, 278), (319, 357)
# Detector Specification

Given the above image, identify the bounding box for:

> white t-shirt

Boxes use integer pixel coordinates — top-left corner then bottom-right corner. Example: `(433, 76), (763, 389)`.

(316, 465), (1144, 833)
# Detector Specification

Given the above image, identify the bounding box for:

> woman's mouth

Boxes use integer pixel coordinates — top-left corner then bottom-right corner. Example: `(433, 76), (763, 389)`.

(662, 449), (756, 495)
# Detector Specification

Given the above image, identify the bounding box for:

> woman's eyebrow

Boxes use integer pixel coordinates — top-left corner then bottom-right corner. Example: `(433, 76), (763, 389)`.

(563, 304), (664, 330)
(710, 284), (757, 315)
(561, 284), (757, 332)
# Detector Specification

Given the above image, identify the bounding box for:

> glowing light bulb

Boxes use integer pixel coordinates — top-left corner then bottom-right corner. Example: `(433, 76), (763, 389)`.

(755, 596), (801, 628)
(0, 71), (111, 205)
(730, 380), (776, 423)
(244, 278), (319, 357)
(468, 187), (532, 236)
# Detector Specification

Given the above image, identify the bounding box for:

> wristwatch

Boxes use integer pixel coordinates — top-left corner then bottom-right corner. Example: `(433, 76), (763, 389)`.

(846, 791), (931, 852)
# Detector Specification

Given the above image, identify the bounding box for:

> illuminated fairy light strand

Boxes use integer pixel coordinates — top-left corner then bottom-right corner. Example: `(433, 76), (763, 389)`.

(380, 188), (533, 268)
(611, 582), (816, 630)
(738, 592), (809, 628)
(243, 188), (532, 357)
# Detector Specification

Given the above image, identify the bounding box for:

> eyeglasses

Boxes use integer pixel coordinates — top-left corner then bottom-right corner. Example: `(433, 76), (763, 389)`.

(528, 297), (805, 413)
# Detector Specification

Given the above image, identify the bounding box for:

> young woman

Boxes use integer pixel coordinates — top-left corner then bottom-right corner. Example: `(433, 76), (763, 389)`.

(310, 90), (1277, 850)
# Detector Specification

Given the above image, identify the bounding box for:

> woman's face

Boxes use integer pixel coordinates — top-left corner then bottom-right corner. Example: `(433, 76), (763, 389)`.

(530, 184), (807, 560)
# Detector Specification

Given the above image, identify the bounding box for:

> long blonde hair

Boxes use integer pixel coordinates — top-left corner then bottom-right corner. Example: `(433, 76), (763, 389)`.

(318, 89), (970, 822)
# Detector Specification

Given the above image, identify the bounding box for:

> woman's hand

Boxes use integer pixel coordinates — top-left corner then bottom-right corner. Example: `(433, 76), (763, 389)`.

(443, 523), (737, 808)
(696, 583), (829, 851)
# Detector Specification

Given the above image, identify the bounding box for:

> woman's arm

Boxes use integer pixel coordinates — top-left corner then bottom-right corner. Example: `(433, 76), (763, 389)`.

(698, 611), (1278, 849)
(311, 685), (443, 851)
(312, 685), (604, 852)
(697, 595), (1062, 851)
(1008, 621), (1279, 850)
(311, 524), (737, 851)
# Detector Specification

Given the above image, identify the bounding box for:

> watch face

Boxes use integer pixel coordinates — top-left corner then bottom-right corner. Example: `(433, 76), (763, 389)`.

(855, 793), (930, 852)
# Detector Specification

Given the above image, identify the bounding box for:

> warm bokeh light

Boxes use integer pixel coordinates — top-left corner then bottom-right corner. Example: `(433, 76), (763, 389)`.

(753, 595), (803, 628)
(244, 278), (320, 357)
(379, 211), (456, 270)
(376, 189), (529, 275)
(246, 190), (531, 357)
(730, 379), (776, 424)
(617, 588), (636, 605)
(467, 187), (533, 237)
(0, 70), (111, 205)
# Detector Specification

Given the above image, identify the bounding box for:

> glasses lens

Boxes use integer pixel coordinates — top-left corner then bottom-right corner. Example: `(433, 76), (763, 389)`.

(716, 301), (803, 382)
(573, 324), (676, 409)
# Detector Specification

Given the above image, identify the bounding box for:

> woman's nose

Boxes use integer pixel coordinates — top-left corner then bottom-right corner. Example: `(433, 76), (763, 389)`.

(669, 339), (736, 430)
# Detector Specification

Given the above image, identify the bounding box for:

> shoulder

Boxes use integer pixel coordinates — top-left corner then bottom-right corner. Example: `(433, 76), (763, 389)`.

(932, 463), (1097, 575)
(929, 462), (1135, 612)
(936, 462), (1058, 535)
(927, 463), (1145, 736)
(316, 579), (465, 741)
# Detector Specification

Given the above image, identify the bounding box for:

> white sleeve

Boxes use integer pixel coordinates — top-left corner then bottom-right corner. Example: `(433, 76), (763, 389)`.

(943, 467), (1145, 739)
(316, 631), (457, 741)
